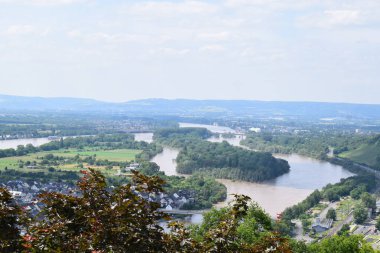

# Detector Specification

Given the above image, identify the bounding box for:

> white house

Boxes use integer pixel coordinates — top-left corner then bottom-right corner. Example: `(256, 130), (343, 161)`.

(312, 217), (333, 233)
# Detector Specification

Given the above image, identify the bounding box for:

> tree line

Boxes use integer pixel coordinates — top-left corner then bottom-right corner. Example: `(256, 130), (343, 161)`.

(0, 134), (163, 161)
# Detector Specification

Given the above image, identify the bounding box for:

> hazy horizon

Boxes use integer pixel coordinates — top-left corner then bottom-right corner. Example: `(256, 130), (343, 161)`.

(2, 92), (380, 106)
(1, 1), (379, 104)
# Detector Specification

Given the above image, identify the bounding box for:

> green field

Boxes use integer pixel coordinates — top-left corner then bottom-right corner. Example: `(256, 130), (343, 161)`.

(48, 149), (142, 162)
(0, 148), (142, 172)
(339, 142), (380, 167)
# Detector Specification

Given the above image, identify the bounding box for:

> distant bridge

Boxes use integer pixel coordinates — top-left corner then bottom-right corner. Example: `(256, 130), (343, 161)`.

(159, 209), (209, 215)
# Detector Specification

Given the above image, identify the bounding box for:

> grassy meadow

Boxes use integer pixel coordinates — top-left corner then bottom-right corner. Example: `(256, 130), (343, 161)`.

(0, 147), (142, 173)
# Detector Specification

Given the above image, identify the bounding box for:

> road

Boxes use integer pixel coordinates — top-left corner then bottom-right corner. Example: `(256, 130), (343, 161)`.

(334, 157), (380, 179)
(292, 219), (314, 243)
(326, 211), (354, 237)
(319, 202), (338, 220)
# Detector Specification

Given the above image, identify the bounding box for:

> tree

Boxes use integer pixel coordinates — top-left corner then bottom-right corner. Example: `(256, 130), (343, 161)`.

(326, 208), (337, 221)
(0, 188), (24, 252)
(23, 169), (292, 252)
(361, 192), (376, 209)
(1, 168), (374, 252)
(27, 169), (170, 252)
(139, 161), (160, 175)
(376, 218), (380, 231)
(324, 189), (340, 202)
(350, 185), (366, 200)
(353, 204), (368, 224)
(337, 224), (350, 236)
(308, 235), (376, 253)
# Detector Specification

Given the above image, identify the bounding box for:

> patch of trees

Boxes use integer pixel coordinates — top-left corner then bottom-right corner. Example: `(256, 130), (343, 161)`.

(138, 162), (227, 209)
(281, 190), (322, 222)
(281, 175), (376, 223)
(33, 153), (134, 170)
(326, 208), (336, 220)
(0, 169), (80, 184)
(353, 203), (368, 224)
(166, 174), (227, 210)
(175, 140), (290, 182)
(307, 234), (376, 252)
(242, 132), (372, 160)
(154, 127), (212, 147)
(0, 134), (163, 161)
(154, 128), (290, 182)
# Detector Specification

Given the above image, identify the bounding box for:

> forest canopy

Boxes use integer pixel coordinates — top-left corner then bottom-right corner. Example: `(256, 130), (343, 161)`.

(155, 128), (290, 182)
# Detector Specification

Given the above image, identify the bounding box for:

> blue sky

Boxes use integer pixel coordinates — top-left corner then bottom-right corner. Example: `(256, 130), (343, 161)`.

(0, 0), (379, 103)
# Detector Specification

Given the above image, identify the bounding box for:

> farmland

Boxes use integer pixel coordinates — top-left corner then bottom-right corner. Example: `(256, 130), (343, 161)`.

(0, 147), (142, 172)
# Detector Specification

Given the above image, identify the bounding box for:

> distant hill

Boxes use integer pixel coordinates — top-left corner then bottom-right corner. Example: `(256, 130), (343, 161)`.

(340, 135), (380, 168)
(0, 94), (111, 112)
(0, 94), (380, 120)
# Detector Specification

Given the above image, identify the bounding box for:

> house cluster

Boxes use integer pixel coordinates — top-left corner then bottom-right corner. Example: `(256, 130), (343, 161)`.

(131, 187), (196, 210)
(124, 162), (140, 172)
(2, 180), (77, 216)
(3, 178), (197, 218)
(0, 175), (199, 220)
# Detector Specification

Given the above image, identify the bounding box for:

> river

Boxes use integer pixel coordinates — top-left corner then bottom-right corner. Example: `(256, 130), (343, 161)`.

(179, 122), (236, 134)
(0, 137), (52, 149)
(143, 124), (354, 218)
(0, 132), (354, 222)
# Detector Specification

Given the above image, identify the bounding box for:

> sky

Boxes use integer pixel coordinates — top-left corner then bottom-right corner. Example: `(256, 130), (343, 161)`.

(0, 0), (379, 104)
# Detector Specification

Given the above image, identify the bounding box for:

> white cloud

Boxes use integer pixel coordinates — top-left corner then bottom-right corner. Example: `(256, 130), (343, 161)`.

(126, 1), (217, 17)
(67, 29), (81, 38)
(6, 25), (35, 35)
(67, 31), (156, 45)
(4, 25), (50, 36)
(199, 44), (225, 52)
(1, 0), (380, 103)
(31, 0), (85, 4)
(197, 32), (230, 41)
(324, 10), (361, 25)
(298, 10), (363, 28)
(0, 0), (88, 5)
(224, 0), (316, 10)
(151, 47), (190, 56)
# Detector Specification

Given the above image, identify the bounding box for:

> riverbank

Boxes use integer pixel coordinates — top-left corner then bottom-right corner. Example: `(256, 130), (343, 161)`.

(141, 124), (355, 217)
(150, 146), (353, 217)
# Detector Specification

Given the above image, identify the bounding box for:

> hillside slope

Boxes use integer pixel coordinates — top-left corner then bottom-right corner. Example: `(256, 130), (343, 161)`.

(339, 135), (380, 168)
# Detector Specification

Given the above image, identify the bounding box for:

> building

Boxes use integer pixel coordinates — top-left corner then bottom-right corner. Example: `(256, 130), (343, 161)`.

(375, 201), (380, 214)
(312, 217), (333, 233)
(249, 127), (261, 133)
